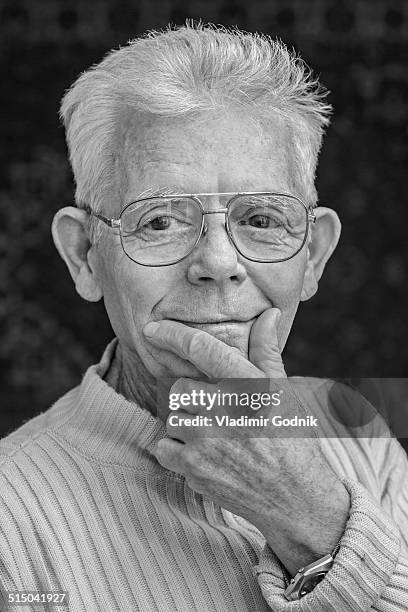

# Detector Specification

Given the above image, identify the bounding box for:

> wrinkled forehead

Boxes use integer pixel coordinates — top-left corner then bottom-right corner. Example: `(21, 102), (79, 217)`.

(114, 109), (296, 211)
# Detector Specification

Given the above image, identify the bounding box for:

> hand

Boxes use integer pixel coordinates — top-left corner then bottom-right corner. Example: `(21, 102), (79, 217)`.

(144, 308), (350, 575)
(144, 307), (286, 380)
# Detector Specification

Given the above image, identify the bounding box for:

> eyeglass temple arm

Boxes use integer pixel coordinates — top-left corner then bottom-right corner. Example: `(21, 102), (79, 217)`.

(88, 210), (120, 228)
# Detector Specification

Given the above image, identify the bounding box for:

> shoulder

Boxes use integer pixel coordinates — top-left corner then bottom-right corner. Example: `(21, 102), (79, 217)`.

(289, 376), (392, 437)
(288, 377), (402, 487)
(0, 385), (83, 556)
(0, 384), (80, 469)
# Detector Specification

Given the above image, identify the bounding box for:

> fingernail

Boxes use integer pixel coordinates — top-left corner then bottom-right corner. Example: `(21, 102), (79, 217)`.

(274, 309), (281, 323)
(143, 322), (160, 337)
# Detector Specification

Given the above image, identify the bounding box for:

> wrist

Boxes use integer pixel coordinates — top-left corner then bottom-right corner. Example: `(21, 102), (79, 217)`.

(284, 541), (341, 601)
(259, 479), (350, 576)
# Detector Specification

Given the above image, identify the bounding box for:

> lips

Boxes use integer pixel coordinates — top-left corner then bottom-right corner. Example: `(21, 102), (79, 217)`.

(166, 316), (258, 325)
(181, 319), (255, 329)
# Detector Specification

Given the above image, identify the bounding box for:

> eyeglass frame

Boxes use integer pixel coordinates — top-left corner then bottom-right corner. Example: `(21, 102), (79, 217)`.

(88, 191), (316, 267)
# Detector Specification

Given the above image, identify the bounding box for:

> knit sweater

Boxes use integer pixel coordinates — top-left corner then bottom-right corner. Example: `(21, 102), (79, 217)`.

(0, 340), (408, 612)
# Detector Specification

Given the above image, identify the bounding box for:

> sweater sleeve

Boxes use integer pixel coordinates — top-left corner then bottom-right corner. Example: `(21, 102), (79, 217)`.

(253, 437), (408, 611)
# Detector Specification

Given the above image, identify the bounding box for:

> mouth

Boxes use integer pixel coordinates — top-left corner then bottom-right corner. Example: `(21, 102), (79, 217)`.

(166, 317), (257, 325)
(181, 319), (255, 329)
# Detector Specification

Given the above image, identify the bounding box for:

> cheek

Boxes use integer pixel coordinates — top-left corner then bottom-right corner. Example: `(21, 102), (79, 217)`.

(103, 259), (198, 378)
(250, 255), (307, 307)
(100, 248), (173, 338)
(248, 256), (307, 346)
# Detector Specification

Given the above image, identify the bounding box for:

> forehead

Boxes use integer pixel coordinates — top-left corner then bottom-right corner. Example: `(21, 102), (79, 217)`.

(119, 110), (294, 202)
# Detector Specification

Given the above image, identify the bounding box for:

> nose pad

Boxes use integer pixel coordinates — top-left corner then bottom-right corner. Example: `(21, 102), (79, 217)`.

(201, 219), (230, 240)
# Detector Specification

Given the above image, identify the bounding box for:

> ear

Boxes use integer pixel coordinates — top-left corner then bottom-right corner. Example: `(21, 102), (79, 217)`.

(300, 207), (341, 302)
(51, 207), (103, 302)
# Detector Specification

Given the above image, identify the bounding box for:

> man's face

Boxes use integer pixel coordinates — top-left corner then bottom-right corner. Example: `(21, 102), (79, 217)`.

(93, 110), (310, 378)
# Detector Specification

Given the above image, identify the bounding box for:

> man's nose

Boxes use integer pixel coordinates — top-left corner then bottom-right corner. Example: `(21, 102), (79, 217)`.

(186, 214), (247, 285)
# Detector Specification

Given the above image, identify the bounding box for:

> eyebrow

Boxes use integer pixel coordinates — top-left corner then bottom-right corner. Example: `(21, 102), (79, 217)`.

(126, 184), (188, 203)
(122, 187), (303, 212)
(126, 186), (282, 201)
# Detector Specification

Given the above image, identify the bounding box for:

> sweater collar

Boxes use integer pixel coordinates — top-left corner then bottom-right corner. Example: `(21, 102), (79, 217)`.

(54, 339), (170, 470)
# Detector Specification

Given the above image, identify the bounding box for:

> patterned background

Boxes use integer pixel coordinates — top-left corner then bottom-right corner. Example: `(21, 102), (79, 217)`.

(1, 0), (407, 439)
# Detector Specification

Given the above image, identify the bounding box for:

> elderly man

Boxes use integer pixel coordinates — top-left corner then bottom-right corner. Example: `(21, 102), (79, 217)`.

(1, 23), (407, 612)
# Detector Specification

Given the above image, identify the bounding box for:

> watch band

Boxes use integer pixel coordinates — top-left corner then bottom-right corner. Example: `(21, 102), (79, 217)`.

(284, 543), (340, 601)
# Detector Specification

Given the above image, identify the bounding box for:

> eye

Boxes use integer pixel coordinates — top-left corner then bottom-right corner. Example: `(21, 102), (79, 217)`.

(147, 216), (171, 230)
(247, 214), (273, 228)
(239, 213), (279, 229)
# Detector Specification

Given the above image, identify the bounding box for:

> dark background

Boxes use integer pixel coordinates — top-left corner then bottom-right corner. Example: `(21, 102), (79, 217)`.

(1, 0), (407, 438)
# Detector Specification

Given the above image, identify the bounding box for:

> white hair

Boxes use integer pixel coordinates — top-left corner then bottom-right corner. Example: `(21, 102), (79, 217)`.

(60, 22), (332, 240)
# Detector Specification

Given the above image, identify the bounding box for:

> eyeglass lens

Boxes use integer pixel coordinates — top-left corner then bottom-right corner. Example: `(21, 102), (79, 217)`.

(120, 195), (307, 265)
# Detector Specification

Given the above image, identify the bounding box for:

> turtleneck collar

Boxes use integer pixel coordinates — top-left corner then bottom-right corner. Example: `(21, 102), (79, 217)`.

(51, 339), (171, 472)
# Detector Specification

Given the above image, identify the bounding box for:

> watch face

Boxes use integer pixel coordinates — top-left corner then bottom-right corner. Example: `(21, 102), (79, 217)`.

(300, 571), (327, 596)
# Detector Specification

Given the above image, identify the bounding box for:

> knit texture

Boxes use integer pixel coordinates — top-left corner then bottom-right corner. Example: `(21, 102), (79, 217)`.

(0, 340), (407, 611)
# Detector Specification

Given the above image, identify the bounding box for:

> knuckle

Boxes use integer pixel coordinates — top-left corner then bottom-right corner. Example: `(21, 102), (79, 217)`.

(183, 445), (200, 471)
(182, 444), (208, 479)
(258, 357), (285, 371)
(184, 332), (204, 360)
(211, 350), (234, 378)
(162, 323), (179, 345)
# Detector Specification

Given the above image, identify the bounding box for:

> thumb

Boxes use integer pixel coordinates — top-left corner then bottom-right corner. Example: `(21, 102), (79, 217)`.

(249, 308), (286, 377)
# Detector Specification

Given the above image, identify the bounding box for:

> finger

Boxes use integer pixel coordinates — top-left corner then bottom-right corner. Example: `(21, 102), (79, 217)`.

(249, 308), (286, 377)
(169, 378), (208, 415)
(143, 320), (260, 379)
(166, 408), (203, 443)
(154, 438), (185, 474)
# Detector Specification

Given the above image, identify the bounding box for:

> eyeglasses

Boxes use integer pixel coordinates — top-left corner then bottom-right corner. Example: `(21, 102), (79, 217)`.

(90, 192), (316, 267)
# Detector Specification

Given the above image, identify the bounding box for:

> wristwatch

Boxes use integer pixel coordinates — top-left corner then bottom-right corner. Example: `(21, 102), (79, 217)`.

(284, 545), (340, 601)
